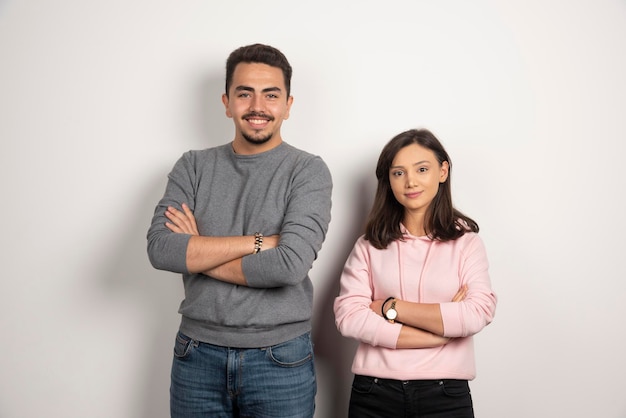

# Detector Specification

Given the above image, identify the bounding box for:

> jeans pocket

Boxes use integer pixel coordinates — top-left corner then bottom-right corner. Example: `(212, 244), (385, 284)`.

(266, 333), (313, 367)
(351, 375), (377, 395)
(173, 332), (195, 359)
(440, 380), (471, 397)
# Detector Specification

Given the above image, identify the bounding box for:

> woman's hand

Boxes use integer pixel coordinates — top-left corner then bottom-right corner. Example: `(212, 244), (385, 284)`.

(451, 285), (468, 302)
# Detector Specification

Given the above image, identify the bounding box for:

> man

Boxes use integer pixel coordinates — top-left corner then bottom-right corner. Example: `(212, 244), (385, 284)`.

(147, 44), (332, 417)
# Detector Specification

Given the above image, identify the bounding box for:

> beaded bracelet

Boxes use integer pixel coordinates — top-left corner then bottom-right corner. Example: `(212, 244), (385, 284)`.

(253, 232), (264, 254)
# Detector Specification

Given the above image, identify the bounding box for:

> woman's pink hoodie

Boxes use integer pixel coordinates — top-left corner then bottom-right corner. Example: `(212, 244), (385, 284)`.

(334, 227), (497, 381)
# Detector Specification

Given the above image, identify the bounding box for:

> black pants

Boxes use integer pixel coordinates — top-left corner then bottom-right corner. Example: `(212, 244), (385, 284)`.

(348, 375), (474, 418)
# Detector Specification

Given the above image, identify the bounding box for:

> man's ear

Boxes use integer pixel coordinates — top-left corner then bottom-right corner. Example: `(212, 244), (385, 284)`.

(222, 93), (232, 118)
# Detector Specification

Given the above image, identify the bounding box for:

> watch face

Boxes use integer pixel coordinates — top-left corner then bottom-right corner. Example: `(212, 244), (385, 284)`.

(387, 309), (397, 320)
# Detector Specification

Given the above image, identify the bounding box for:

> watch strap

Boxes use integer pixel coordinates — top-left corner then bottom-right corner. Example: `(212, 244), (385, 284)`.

(382, 297), (395, 320)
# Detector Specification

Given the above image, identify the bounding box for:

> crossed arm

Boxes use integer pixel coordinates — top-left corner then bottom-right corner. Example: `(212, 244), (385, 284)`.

(368, 286), (467, 349)
(164, 203), (279, 286)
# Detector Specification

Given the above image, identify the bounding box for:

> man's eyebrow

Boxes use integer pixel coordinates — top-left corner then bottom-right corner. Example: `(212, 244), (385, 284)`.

(234, 85), (282, 93)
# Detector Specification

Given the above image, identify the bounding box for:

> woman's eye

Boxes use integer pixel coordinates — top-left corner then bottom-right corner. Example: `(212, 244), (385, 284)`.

(418, 167), (428, 173)
(392, 171), (404, 177)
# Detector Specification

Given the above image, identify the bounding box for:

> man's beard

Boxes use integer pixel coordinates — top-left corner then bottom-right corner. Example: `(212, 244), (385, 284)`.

(241, 112), (274, 145)
(242, 131), (273, 145)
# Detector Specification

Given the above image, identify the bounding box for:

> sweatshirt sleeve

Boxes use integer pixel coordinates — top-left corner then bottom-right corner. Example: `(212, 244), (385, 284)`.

(439, 234), (497, 337)
(242, 155), (333, 288)
(333, 238), (402, 349)
(146, 152), (194, 274)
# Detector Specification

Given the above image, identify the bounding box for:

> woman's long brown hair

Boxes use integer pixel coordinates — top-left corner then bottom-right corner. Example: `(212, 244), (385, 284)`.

(364, 129), (478, 249)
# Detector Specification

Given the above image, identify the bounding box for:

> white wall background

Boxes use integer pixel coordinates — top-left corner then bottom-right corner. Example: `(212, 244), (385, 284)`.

(1, 0), (625, 417)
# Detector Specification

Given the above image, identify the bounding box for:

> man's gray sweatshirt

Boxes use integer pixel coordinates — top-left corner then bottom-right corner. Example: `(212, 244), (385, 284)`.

(147, 142), (333, 347)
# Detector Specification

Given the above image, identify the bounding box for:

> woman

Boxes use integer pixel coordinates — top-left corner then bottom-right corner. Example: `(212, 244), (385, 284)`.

(334, 128), (497, 417)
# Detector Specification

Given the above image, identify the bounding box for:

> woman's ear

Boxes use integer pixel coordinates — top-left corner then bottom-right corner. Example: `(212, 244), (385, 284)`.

(439, 161), (450, 183)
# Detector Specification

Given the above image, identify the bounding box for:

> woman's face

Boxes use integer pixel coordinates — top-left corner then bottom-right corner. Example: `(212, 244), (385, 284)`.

(388, 143), (449, 215)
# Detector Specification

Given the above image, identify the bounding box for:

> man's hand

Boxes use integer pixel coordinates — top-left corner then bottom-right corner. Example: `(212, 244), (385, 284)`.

(165, 203), (199, 235)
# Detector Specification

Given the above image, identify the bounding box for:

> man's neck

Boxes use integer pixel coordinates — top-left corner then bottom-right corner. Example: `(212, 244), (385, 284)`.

(231, 137), (283, 155)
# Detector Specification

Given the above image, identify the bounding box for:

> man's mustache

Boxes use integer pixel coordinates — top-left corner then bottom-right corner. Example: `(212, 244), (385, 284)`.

(243, 112), (275, 121)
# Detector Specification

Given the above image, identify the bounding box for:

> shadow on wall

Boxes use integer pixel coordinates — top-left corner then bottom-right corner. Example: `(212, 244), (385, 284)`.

(189, 69), (232, 151)
(98, 72), (232, 418)
(99, 172), (182, 418)
(313, 174), (375, 418)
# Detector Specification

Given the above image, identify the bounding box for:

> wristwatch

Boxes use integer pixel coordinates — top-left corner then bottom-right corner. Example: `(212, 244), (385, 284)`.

(383, 299), (398, 323)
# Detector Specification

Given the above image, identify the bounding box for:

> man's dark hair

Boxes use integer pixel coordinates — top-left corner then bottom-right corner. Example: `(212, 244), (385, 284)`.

(225, 43), (292, 98)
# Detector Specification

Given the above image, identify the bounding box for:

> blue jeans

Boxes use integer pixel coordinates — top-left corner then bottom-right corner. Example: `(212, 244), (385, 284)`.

(349, 375), (474, 418)
(170, 331), (316, 418)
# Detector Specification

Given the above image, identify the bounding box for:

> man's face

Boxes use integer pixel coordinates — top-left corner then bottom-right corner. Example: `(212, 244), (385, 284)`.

(222, 62), (293, 149)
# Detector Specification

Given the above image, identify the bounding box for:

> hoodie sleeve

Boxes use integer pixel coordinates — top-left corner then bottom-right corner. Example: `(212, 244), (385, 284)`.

(439, 234), (497, 337)
(333, 237), (402, 349)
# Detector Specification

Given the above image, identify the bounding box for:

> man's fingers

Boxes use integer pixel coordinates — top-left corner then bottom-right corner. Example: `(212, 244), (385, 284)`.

(165, 205), (199, 235)
(166, 206), (192, 231)
(165, 221), (182, 233)
(181, 203), (199, 231)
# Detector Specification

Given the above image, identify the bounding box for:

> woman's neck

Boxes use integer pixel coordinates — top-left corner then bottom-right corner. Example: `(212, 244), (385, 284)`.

(403, 211), (426, 237)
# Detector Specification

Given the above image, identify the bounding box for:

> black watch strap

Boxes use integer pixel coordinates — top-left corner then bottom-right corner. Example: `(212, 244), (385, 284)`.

(382, 296), (395, 320)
